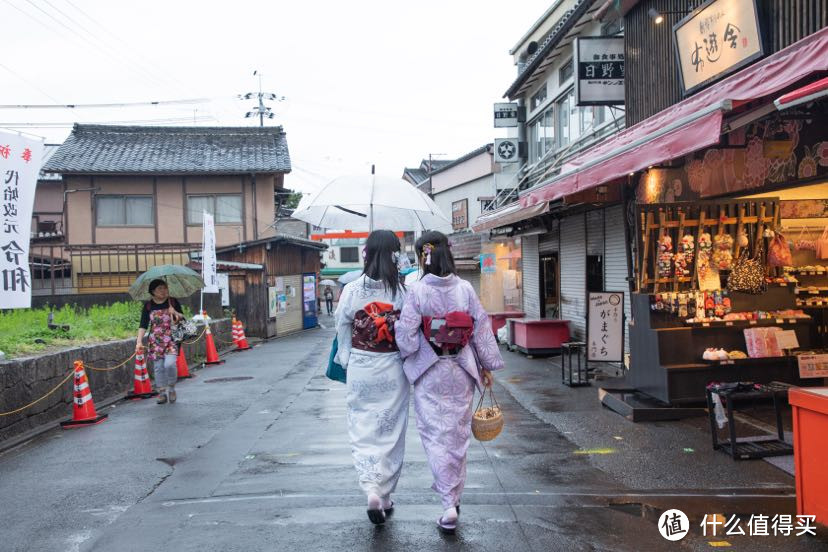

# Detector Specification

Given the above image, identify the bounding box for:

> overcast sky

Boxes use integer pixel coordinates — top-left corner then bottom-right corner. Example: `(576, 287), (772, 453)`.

(2, 0), (552, 192)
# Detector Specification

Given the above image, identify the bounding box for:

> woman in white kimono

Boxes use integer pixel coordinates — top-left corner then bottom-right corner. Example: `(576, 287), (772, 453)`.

(396, 230), (503, 534)
(335, 230), (408, 525)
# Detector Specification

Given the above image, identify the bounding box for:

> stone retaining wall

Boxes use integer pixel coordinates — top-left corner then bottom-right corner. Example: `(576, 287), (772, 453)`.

(0, 319), (232, 443)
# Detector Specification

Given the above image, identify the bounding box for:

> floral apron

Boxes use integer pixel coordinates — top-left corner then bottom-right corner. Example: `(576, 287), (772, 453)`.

(147, 309), (177, 361)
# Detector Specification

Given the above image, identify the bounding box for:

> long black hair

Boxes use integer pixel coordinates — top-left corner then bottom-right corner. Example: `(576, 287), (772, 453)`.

(363, 230), (404, 299)
(415, 231), (455, 278)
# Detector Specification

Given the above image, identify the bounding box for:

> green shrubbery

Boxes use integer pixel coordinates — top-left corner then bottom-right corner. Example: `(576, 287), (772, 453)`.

(0, 302), (143, 358)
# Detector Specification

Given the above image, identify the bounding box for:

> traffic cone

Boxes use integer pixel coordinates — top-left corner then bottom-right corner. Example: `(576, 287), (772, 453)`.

(61, 360), (108, 428)
(176, 347), (194, 379)
(203, 322), (224, 365)
(126, 349), (158, 399)
(232, 318), (251, 351)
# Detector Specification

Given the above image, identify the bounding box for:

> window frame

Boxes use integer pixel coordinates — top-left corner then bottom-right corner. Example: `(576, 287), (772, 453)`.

(94, 194), (154, 227)
(559, 58), (574, 84)
(530, 84), (548, 111)
(186, 193), (243, 226)
(339, 246), (360, 263)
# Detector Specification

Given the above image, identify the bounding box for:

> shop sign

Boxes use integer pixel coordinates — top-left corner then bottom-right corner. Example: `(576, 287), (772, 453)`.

(480, 253), (497, 274)
(587, 292), (624, 362)
(216, 273), (230, 307)
(493, 102), (522, 128)
(452, 199), (468, 230)
(574, 36), (625, 106)
(673, 0), (763, 95)
(798, 354), (828, 378)
(268, 287), (278, 318)
(494, 138), (520, 164)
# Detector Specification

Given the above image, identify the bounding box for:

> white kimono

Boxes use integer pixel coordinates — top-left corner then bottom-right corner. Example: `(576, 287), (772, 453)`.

(335, 275), (408, 499)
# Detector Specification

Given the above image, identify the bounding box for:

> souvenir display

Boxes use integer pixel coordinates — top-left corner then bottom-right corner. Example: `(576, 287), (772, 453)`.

(657, 235), (673, 278)
(712, 233), (734, 271)
(767, 233), (793, 267)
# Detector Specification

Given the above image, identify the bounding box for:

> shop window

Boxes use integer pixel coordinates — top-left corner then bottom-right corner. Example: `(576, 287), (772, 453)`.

(529, 105), (555, 164)
(187, 194), (242, 224)
(340, 246), (359, 263)
(531, 85), (547, 110)
(557, 91), (573, 148)
(96, 195), (153, 226)
(587, 255), (604, 292)
(559, 59), (574, 83)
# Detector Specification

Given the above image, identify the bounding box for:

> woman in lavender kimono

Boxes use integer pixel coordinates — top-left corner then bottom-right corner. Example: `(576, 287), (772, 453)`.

(395, 231), (503, 534)
(335, 230), (408, 525)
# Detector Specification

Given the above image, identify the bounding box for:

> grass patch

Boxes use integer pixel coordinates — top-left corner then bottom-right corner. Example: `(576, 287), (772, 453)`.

(0, 302), (190, 359)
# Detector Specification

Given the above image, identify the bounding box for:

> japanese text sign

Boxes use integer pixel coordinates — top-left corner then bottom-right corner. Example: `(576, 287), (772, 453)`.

(674, 0), (763, 95)
(0, 131), (43, 309)
(452, 199), (468, 230)
(574, 36), (625, 106)
(798, 354), (828, 379)
(480, 253), (496, 274)
(587, 292), (624, 362)
(201, 211), (218, 293)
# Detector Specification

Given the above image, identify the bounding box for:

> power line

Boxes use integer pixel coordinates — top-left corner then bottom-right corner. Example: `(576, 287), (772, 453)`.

(0, 116), (218, 128)
(0, 96), (236, 109)
(0, 62), (63, 104)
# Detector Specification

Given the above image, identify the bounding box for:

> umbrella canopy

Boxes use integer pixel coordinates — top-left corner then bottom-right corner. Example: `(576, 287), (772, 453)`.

(320, 279), (337, 287)
(292, 174), (450, 231)
(129, 264), (205, 301)
(338, 269), (363, 285)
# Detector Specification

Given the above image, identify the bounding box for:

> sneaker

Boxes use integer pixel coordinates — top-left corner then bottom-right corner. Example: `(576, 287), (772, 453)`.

(156, 394), (168, 405)
(168, 389), (177, 403)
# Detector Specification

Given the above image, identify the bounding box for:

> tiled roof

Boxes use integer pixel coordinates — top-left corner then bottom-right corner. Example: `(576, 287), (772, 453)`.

(403, 167), (428, 184)
(43, 124), (291, 174)
(39, 144), (63, 181)
(504, 0), (593, 99)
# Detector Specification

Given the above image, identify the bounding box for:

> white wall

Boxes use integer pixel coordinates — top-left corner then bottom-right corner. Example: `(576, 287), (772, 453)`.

(432, 175), (497, 235)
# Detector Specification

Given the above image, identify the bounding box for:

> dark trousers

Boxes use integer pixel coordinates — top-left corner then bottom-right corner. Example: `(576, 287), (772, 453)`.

(325, 298), (333, 314)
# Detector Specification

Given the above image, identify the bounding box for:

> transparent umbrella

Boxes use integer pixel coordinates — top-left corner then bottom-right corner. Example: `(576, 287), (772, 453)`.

(129, 264), (205, 301)
(292, 174), (450, 231)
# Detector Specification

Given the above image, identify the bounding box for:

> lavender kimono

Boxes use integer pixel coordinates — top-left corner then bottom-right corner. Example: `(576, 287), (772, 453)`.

(395, 274), (504, 510)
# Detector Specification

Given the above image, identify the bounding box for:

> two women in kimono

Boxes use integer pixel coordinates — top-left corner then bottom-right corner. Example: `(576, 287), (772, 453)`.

(336, 229), (503, 533)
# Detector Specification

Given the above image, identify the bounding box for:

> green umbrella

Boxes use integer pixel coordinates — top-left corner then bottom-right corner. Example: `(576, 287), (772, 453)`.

(129, 264), (205, 301)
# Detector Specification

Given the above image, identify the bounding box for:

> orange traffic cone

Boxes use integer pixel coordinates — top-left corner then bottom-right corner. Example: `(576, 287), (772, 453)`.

(176, 347), (194, 379)
(232, 318), (251, 351)
(204, 322), (224, 365)
(126, 349), (158, 399)
(61, 360), (108, 428)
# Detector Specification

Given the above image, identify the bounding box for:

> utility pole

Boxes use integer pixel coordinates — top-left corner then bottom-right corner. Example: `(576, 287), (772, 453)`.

(242, 70), (284, 126)
(427, 153), (446, 196)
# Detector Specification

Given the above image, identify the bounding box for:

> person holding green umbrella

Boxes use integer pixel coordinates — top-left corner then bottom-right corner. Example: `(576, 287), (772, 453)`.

(131, 265), (203, 405)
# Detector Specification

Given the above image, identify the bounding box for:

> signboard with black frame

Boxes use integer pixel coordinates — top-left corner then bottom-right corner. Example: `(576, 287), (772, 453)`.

(673, 0), (764, 96)
(574, 36), (625, 106)
(587, 291), (625, 362)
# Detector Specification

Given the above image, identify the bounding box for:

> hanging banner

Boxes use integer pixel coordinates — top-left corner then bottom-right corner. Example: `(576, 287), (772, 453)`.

(587, 291), (624, 362)
(201, 210), (218, 293)
(1, 132), (43, 309)
(480, 253), (497, 274)
(574, 36), (625, 106)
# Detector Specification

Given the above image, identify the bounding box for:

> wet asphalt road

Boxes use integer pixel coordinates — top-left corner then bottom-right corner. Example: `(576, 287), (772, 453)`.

(0, 324), (826, 551)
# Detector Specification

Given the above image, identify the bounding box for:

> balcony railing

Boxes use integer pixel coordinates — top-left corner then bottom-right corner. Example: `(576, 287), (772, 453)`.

(29, 243), (199, 296)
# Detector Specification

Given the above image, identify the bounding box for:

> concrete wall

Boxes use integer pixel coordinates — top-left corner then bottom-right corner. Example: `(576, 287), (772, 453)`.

(432, 175), (496, 235)
(31, 293), (224, 320)
(64, 174), (281, 247)
(0, 319), (233, 444)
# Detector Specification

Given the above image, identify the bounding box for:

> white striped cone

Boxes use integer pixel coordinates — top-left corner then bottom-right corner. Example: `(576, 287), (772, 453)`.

(128, 350), (155, 398)
(61, 361), (108, 427)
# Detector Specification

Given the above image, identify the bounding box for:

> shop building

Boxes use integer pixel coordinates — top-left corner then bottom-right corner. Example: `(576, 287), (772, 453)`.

(474, 0), (630, 352)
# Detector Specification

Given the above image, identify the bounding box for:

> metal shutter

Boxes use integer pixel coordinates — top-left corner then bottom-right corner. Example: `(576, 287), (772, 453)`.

(521, 234), (541, 319)
(586, 210), (604, 256)
(603, 205), (631, 354)
(459, 268), (481, 297)
(538, 224), (559, 254)
(560, 214), (586, 340)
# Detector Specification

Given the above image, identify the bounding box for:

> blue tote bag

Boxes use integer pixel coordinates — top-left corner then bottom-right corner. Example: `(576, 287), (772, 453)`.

(326, 335), (346, 383)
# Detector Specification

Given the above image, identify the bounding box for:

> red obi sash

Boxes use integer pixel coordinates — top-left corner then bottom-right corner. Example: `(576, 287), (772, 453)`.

(423, 311), (474, 354)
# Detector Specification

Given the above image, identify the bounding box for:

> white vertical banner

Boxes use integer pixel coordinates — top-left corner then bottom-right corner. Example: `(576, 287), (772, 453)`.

(201, 210), (218, 293)
(0, 132), (43, 309)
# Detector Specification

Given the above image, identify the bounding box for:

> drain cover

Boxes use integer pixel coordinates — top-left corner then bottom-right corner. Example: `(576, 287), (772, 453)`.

(203, 376), (254, 383)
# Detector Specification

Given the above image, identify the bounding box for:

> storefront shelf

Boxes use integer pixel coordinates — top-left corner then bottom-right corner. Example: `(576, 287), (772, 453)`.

(684, 318), (810, 328)
(795, 287), (828, 294)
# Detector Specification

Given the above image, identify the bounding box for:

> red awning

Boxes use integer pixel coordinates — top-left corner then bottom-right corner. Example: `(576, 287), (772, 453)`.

(522, 26), (828, 208)
(775, 76), (828, 110)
